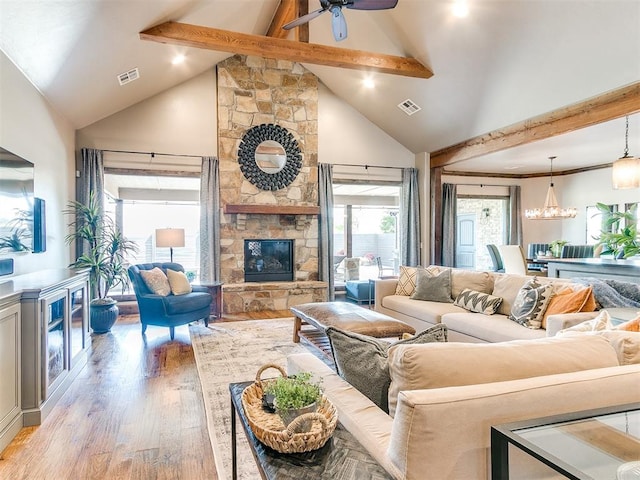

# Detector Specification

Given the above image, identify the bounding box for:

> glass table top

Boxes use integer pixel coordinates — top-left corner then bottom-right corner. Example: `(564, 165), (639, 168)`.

(513, 408), (640, 479)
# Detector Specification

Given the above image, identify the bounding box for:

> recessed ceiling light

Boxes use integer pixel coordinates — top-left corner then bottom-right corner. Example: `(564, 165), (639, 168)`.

(363, 78), (375, 89)
(504, 165), (523, 170)
(172, 54), (186, 65)
(452, 1), (469, 18)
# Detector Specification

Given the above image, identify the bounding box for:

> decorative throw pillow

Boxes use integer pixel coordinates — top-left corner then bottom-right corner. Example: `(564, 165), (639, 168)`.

(410, 268), (453, 303)
(454, 288), (503, 315)
(395, 266), (419, 296)
(326, 324), (448, 413)
(556, 309), (614, 336)
(614, 315), (640, 332)
(166, 268), (192, 295)
(542, 286), (595, 329)
(140, 267), (171, 296)
(509, 278), (553, 329)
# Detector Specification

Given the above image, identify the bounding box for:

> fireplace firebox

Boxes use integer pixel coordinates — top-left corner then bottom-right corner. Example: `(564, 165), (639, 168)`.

(244, 239), (294, 282)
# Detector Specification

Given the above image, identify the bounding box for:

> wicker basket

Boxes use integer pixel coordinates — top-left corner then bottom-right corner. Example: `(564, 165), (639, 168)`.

(241, 363), (338, 454)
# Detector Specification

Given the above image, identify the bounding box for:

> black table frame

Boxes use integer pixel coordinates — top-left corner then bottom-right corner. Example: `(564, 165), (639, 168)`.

(229, 381), (391, 480)
(491, 403), (640, 480)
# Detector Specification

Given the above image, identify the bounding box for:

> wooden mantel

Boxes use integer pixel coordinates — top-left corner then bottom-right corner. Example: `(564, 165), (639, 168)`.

(223, 204), (320, 215)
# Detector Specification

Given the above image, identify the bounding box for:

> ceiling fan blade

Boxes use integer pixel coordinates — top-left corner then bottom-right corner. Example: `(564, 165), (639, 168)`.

(330, 6), (348, 41)
(347, 0), (398, 10)
(283, 7), (328, 30)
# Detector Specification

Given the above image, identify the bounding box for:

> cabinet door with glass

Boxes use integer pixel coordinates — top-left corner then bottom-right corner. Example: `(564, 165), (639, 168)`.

(41, 291), (68, 400)
(67, 282), (88, 368)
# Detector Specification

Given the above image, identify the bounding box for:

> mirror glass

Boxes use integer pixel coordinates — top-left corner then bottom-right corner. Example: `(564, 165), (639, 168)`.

(255, 140), (287, 174)
(0, 147), (35, 253)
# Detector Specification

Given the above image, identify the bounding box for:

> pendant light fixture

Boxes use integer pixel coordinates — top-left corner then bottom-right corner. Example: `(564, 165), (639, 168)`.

(612, 115), (640, 189)
(525, 156), (577, 220)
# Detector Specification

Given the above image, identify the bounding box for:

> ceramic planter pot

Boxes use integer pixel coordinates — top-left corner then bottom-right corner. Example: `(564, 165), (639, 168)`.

(90, 300), (119, 334)
(277, 402), (317, 433)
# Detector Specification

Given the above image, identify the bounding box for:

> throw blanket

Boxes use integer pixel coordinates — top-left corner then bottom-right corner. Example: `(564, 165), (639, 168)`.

(572, 277), (640, 308)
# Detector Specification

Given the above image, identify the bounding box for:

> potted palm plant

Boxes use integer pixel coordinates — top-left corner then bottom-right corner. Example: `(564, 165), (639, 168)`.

(595, 202), (639, 259)
(64, 192), (138, 333)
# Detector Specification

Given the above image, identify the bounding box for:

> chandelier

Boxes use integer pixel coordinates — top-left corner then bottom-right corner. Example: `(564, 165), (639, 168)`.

(525, 156), (577, 220)
(612, 115), (640, 189)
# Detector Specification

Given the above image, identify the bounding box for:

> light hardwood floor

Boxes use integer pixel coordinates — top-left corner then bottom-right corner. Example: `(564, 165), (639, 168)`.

(0, 311), (290, 480)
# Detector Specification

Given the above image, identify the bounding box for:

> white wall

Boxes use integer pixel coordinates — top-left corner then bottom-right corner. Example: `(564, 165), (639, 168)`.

(0, 51), (76, 275)
(77, 69), (218, 161)
(318, 82), (414, 178)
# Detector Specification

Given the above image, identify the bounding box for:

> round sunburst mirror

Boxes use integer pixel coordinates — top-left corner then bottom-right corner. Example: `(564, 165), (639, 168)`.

(238, 124), (302, 191)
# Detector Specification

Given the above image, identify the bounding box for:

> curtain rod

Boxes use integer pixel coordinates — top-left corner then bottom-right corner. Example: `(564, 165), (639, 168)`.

(330, 162), (406, 171)
(101, 149), (204, 159)
(451, 183), (516, 188)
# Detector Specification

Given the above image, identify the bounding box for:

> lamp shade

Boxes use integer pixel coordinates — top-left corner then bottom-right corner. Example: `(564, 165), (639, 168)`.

(155, 228), (185, 248)
(612, 155), (640, 189)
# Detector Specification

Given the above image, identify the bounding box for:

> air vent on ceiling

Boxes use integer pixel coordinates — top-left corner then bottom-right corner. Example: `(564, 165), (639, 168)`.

(117, 68), (140, 86)
(397, 99), (421, 116)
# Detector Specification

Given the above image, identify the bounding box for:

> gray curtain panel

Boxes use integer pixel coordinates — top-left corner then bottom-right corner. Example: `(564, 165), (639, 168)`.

(199, 156), (220, 282)
(318, 163), (334, 301)
(441, 183), (457, 267)
(400, 168), (421, 267)
(76, 148), (104, 258)
(508, 185), (523, 246)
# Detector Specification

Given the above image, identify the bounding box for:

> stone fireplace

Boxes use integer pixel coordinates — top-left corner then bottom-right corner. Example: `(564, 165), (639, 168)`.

(217, 54), (327, 313)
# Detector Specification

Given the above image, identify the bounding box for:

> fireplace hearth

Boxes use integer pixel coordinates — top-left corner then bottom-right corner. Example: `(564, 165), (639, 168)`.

(244, 239), (294, 282)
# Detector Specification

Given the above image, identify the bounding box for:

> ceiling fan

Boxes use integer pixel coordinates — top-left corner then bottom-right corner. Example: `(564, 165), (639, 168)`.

(283, 0), (399, 42)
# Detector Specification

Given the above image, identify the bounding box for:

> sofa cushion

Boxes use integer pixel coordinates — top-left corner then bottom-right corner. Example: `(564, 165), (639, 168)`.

(597, 331), (640, 365)
(140, 267), (171, 296)
(386, 335), (619, 416)
(326, 325), (448, 413)
(509, 278), (554, 329)
(491, 274), (529, 316)
(441, 312), (547, 343)
(450, 269), (494, 298)
(453, 288), (502, 315)
(542, 285), (595, 328)
(381, 295), (466, 325)
(410, 268), (452, 303)
(164, 291), (211, 315)
(166, 268), (192, 295)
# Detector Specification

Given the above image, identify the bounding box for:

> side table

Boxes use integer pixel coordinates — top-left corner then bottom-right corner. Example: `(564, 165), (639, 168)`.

(229, 381), (391, 480)
(193, 281), (223, 319)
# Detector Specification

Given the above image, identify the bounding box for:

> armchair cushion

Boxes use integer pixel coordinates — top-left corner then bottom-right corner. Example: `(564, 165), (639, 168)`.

(140, 267), (171, 296)
(164, 291), (212, 315)
(167, 268), (192, 295)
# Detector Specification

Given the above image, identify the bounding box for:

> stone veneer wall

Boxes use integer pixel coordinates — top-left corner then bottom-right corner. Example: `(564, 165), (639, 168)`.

(217, 55), (324, 312)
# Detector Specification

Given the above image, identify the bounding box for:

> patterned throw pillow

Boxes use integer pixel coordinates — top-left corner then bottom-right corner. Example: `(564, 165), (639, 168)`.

(542, 285), (595, 328)
(410, 268), (453, 303)
(509, 278), (554, 329)
(326, 324), (448, 413)
(395, 265), (419, 296)
(166, 268), (192, 295)
(140, 267), (171, 296)
(454, 288), (503, 315)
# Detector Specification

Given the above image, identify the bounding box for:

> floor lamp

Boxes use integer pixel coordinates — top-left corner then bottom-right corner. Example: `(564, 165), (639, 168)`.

(156, 228), (185, 263)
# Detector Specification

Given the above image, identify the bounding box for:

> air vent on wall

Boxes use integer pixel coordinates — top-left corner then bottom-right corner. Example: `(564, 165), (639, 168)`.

(397, 99), (421, 116)
(117, 68), (140, 86)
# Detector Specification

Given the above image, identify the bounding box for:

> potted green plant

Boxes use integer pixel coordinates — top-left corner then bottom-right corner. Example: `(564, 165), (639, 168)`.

(595, 202), (639, 259)
(264, 372), (322, 431)
(549, 239), (568, 258)
(64, 192), (138, 333)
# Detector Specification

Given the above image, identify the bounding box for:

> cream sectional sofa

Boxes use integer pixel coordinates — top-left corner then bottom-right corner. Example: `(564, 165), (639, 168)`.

(374, 267), (594, 342)
(288, 334), (640, 480)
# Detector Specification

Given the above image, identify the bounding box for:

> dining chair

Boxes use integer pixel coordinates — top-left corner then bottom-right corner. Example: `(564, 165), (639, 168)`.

(526, 243), (551, 272)
(497, 245), (528, 275)
(486, 244), (505, 273)
(560, 245), (595, 258)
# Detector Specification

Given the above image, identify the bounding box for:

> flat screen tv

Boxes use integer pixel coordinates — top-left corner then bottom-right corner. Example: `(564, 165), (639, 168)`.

(0, 146), (35, 253)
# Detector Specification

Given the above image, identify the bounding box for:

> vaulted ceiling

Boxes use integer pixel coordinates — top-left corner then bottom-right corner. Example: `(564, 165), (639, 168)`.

(1, 0), (638, 175)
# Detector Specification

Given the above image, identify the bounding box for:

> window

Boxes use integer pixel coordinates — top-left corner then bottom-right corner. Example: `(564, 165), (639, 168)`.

(333, 183), (400, 282)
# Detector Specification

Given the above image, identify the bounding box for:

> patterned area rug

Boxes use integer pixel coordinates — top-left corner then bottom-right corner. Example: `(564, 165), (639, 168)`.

(189, 319), (310, 480)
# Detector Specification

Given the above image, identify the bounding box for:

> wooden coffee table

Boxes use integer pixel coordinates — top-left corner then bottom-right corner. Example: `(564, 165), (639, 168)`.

(229, 381), (391, 480)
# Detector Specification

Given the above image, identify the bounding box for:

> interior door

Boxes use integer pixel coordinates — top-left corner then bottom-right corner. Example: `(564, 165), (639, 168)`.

(456, 214), (476, 269)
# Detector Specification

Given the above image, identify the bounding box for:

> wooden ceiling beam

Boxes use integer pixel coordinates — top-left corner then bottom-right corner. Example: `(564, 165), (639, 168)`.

(267, 0), (298, 39)
(140, 21), (433, 79)
(431, 81), (640, 168)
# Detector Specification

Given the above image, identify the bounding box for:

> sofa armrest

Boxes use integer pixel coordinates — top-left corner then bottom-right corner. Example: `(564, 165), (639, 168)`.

(287, 353), (400, 479)
(388, 364), (640, 480)
(374, 278), (399, 311)
(545, 311), (601, 337)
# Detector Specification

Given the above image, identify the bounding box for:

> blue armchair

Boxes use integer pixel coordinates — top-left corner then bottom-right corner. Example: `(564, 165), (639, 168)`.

(128, 262), (212, 339)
